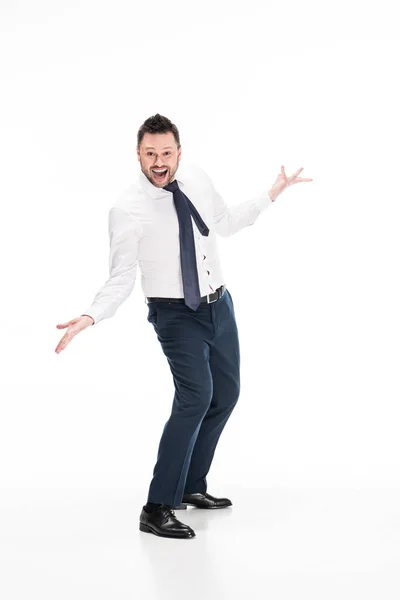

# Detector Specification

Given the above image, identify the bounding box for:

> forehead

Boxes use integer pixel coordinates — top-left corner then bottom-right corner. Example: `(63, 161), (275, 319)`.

(141, 131), (177, 150)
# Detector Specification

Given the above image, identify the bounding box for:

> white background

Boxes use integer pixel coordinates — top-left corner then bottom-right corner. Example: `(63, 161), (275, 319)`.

(1, 0), (400, 597)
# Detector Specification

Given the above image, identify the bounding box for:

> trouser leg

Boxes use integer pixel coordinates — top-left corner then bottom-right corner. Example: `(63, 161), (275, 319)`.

(184, 289), (241, 493)
(146, 337), (214, 506)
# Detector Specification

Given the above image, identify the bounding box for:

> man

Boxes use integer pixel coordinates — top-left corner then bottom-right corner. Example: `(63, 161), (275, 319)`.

(55, 113), (312, 539)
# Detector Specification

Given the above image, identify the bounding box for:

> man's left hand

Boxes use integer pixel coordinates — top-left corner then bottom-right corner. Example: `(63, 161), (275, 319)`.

(269, 166), (313, 202)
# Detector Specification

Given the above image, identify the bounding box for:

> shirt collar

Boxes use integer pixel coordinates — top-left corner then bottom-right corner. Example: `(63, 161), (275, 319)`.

(138, 167), (186, 199)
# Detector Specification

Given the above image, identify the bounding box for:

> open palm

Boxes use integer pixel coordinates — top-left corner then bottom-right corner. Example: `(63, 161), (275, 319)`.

(270, 166), (313, 201)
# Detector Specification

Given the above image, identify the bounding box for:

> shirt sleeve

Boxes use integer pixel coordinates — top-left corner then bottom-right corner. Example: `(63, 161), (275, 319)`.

(209, 176), (273, 237)
(81, 207), (140, 325)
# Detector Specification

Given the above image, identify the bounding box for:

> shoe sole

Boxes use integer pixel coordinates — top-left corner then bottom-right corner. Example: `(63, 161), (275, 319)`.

(139, 522), (195, 539)
(180, 503), (232, 509)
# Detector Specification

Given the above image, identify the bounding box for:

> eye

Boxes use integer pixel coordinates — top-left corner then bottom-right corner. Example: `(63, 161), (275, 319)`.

(146, 151), (171, 156)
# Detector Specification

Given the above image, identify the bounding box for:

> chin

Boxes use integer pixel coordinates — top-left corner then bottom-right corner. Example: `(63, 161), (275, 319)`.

(153, 178), (167, 187)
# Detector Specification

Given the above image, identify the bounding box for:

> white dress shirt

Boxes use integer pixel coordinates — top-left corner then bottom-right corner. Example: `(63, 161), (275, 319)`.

(82, 161), (273, 324)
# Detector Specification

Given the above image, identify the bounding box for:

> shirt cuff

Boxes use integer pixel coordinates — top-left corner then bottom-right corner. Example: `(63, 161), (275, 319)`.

(256, 189), (273, 212)
(80, 303), (104, 325)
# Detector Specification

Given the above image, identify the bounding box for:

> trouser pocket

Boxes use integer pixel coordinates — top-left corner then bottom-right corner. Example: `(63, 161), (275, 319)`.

(147, 304), (158, 326)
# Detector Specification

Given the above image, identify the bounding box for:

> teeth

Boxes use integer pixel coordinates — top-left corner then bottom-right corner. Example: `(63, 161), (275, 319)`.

(152, 169), (167, 173)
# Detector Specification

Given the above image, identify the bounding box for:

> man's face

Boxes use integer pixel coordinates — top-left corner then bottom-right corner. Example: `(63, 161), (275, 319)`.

(137, 132), (182, 188)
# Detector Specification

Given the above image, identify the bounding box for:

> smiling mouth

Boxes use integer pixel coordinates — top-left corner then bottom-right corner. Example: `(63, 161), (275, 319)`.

(152, 168), (168, 181)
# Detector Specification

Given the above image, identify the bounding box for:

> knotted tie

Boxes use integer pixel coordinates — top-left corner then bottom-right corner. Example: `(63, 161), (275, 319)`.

(163, 179), (210, 311)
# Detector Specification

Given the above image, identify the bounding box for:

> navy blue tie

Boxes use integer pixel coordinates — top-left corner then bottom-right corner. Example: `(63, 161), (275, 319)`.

(163, 179), (210, 311)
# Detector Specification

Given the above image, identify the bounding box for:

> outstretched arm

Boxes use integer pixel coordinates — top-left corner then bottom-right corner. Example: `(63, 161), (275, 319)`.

(81, 207), (141, 325)
(210, 177), (274, 238)
(55, 207), (141, 353)
(210, 165), (313, 237)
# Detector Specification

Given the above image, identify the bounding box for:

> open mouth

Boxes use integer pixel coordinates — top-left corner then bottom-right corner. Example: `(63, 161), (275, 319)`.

(152, 168), (168, 182)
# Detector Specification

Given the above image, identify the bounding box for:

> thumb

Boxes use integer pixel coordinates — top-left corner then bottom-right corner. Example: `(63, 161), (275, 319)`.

(56, 320), (75, 328)
(56, 316), (84, 328)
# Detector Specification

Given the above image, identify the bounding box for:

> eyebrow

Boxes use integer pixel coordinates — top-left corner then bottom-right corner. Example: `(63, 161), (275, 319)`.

(144, 146), (173, 150)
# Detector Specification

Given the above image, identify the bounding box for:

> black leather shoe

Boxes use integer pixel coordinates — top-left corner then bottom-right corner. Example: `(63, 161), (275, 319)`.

(139, 504), (196, 539)
(180, 492), (233, 509)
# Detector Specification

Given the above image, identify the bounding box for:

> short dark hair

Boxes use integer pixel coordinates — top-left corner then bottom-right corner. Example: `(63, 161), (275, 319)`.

(137, 113), (181, 149)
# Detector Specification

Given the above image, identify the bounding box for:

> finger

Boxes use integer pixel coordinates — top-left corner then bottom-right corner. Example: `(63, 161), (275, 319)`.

(56, 338), (65, 352)
(55, 341), (64, 353)
(288, 168), (303, 183)
(292, 178), (313, 183)
(58, 334), (71, 351)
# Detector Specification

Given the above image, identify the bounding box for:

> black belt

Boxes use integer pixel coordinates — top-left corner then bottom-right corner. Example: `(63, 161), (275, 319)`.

(146, 284), (226, 305)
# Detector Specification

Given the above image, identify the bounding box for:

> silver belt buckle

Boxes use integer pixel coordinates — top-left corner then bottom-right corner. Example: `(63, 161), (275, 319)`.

(207, 285), (222, 304)
(207, 291), (216, 304)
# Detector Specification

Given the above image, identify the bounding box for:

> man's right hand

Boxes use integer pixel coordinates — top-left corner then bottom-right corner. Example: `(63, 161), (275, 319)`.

(55, 315), (94, 354)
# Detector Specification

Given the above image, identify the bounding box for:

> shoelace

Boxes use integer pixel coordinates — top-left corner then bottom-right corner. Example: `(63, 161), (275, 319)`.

(155, 504), (175, 523)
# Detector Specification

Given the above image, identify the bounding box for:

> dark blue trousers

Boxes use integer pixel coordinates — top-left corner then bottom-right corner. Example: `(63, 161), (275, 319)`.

(146, 288), (240, 506)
